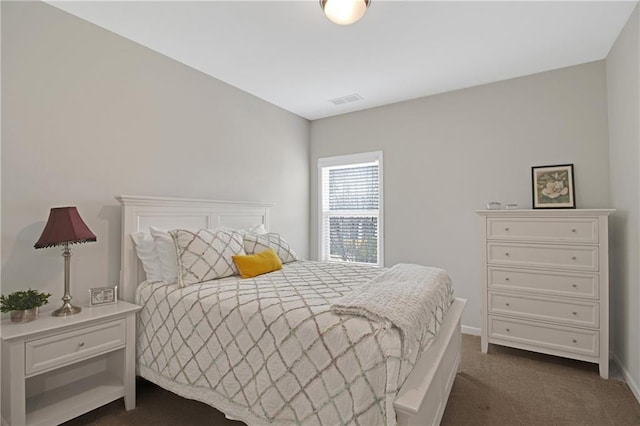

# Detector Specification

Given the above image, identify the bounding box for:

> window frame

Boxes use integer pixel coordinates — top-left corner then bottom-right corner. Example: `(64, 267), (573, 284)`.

(317, 151), (384, 267)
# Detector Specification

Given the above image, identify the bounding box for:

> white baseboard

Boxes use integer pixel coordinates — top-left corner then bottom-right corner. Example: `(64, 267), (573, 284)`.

(461, 325), (481, 336)
(612, 353), (640, 404)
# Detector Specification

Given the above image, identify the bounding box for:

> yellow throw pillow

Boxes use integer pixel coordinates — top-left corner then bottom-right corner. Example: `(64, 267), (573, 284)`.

(232, 248), (283, 279)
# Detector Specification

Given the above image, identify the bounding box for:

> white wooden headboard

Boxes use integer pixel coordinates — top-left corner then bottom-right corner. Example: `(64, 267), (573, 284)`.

(116, 195), (273, 303)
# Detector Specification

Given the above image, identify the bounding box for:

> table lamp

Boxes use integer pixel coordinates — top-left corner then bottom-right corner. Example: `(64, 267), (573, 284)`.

(34, 207), (97, 316)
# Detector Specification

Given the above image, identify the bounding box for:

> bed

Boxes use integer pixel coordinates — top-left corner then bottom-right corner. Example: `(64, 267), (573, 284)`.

(117, 195), (466, 426)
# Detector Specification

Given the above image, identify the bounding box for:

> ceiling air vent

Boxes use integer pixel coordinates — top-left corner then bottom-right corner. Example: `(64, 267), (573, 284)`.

(329, 93), (363, 106)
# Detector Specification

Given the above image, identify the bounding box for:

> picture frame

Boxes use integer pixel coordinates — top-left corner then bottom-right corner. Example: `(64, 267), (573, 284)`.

(89, 286), (118, 306)
(531, 164), (576, 209)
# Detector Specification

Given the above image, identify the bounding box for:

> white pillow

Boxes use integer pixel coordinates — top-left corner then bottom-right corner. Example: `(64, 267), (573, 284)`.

(243, 233), (299, 264)
(150, 226), (179, 284)
(130, 232), (163, 282)
(237, 224), (268, 237)
(170, 228), (245, 287)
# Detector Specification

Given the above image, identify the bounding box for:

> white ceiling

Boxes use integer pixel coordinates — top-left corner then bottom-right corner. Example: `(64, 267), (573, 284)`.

(48, 1), (638, 120)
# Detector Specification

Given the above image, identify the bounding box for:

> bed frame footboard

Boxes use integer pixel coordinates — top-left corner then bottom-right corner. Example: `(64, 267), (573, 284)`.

(395, 298), (467, 426)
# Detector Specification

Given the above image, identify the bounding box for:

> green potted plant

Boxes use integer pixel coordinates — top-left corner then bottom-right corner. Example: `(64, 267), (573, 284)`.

(1, 289), (51, 323)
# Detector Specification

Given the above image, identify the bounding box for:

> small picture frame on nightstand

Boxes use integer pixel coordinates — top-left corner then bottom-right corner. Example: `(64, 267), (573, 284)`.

(89, 286), (118, 306)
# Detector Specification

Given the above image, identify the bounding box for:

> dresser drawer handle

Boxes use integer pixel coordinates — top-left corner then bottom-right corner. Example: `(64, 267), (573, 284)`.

(505, 303), (510, 307)
(572, 312), (577, 316)
(572, 339), (577, 344)
(505, 277), (510, 281)
(571, 256), (577, 260)
(78, 341), (85, 348)
(505, 252), (510, 257)
(572, 284), (577, 288)
(572, 228), (577, 233)
(506, 328), (510, 332)
(505, 227), (509, 231)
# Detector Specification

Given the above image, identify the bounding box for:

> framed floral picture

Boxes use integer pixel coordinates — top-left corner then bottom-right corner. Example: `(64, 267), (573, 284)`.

(531, 164), (575, 209)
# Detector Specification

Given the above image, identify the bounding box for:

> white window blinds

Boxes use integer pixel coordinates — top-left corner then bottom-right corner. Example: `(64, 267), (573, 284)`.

(318, 151), (383, 266)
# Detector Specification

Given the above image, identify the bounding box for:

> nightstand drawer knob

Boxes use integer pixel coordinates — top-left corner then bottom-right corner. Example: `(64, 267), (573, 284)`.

(571, 256), (577, 260)
(572, 339), (577, 343)
(572, 284), (577, 288)
(505, 227), (509, 231)
(505, 328), (510, 332)
(505, 303), (510, 307)
(78, 341), (85, 347)
(505, 277), (510, 281)
(572, 312), (577, 316)
(572, 229), (577, 233)
(505, 252), (510, 257)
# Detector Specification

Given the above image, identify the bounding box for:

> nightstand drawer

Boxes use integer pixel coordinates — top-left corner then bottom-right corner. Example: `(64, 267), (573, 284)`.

(25, 319), (126, 375)
(489, 316), (598, 357)
(487, 217), (598, 243)
(487, 242), (599, 271)
(489, 292), (599, 328)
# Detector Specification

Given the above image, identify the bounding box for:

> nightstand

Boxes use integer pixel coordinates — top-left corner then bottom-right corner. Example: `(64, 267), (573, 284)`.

(1, 301), (141, 425)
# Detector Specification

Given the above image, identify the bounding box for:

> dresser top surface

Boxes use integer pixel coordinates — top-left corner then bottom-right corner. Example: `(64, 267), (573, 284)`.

(476, 209), (615, 217)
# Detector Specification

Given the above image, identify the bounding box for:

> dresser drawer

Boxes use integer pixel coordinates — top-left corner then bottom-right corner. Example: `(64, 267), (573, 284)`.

(487, 217), (598, 243)
(489, 292), (599, 328)
(488, 267), (598, 299)
(25, 319), (126, 375)
(488, 316), (598, 357)
(487, 242), (599, 271)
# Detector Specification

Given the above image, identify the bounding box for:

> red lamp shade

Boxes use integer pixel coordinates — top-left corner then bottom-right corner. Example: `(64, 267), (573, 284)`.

(34, 207), (97, 249)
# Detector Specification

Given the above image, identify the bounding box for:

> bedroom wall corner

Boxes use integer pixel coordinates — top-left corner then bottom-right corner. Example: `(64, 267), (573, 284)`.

(1, 1), (310, 308)
(606, 3), (640, 402)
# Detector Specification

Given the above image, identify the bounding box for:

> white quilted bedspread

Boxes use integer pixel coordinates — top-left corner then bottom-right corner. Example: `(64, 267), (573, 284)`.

(136, 260), (454, 426)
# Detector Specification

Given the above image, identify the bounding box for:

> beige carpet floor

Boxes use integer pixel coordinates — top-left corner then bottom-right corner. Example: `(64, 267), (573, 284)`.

(64, 335), (640, 425)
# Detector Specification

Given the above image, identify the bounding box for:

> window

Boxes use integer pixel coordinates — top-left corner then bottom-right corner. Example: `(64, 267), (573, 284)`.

(318, 151), (383, 266)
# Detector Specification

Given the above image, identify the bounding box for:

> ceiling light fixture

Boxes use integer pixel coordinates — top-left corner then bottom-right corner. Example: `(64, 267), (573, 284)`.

(320, 0), (371, 25)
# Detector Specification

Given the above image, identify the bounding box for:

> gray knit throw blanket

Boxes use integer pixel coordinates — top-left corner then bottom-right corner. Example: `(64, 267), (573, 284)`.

(331, 263), (453, 356)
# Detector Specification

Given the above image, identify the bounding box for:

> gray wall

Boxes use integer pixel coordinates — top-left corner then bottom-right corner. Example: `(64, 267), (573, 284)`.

(606, 4), (640, 398)
(1, 1), (310, 306)
(310, 62), (612, 330)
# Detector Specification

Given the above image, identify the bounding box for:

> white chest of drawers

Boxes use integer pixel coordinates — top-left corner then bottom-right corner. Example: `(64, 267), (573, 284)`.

(476, 209), (614, 378)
